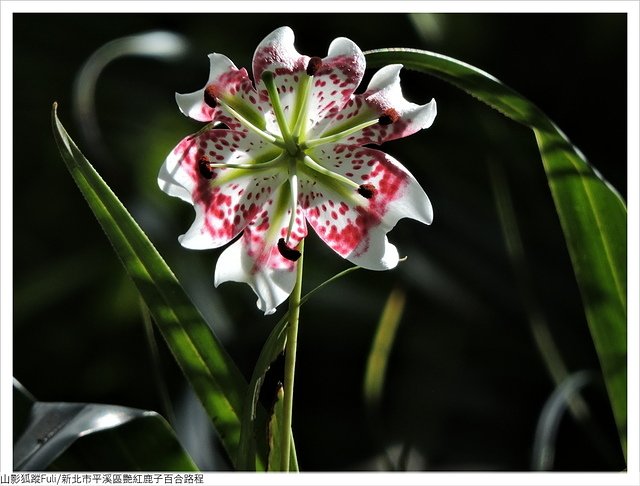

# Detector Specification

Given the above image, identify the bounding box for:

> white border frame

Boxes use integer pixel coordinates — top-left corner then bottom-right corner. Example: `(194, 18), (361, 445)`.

(2, 2), (638, 484)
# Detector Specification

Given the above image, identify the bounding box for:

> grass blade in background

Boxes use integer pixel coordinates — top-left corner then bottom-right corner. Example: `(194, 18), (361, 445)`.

(363, 288), (406, 415)
(51, 103), (259, 468)
(364, 48), (627, 458)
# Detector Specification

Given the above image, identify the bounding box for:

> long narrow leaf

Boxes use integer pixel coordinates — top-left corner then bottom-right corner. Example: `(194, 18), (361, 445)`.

(267, 385), (285, 472)
(51, 103), (261, 467)
(14, 381), (197, 471)
(364, 49), (627, 456)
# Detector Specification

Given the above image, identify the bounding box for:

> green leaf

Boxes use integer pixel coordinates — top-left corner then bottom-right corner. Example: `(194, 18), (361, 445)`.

(13, 380), (197, 471)
(364, 49), (627, 457)
(51, 103), (261, 468)
(237, 313), (288, 471)
(13, 378), (36, 444)
(267, 385), (285, 471)
(237, 311), (296, 471)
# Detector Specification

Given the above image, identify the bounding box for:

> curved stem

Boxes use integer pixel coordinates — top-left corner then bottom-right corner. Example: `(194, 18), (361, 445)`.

(280, 239), (304, 472)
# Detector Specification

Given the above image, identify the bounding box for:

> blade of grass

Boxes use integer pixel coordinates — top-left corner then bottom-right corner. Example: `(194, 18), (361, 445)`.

(363, 288), (406, 414)
(365, 49), (627, 458)
(267, 385), (285, 471)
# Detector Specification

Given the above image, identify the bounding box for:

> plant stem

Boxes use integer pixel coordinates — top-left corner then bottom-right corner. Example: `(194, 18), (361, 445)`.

(280, 239), (304, 472)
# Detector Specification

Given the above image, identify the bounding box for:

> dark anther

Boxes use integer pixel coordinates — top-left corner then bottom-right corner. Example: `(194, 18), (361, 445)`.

(358, 184), (376, 199)
(378, 108), (400, 125)
(261, 70), (274, 83)
(277, 238), (301, 261)
(204, 85), (218, 109)
(306, 57), (323, 76)
(198, 156), (214, 179)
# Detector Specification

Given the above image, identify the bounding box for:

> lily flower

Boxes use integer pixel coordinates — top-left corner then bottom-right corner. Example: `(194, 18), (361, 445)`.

(159, 26), (436, 315)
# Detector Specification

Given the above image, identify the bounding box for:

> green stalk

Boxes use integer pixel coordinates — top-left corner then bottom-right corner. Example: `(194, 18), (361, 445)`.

(280, 239), (305, 471)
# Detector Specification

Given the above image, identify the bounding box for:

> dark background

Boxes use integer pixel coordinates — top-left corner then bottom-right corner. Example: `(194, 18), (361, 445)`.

(13, 13), (627, 471)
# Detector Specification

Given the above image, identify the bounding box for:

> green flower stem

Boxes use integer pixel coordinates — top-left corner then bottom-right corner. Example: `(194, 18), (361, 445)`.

(280, 239), (304, 472)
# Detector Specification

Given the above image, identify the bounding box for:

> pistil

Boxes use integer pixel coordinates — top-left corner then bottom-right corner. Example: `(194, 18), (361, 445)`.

(303, 108), (401, 149)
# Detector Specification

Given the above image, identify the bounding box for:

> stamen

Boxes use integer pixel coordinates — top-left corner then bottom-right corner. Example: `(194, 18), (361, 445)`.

(302, 155), (359, 190)
(378, 108), (400, 125)
(290, 75), (313, 140)
(306, 57), (323, 76)
(284, 170), (299, 245)
(208, 152), (287, 188)
(214, 96), (284, 148)
(302, 117), (381, 150)
(262, 71), (298, 155)
(357, 184), (376, 199)
(204, 85), (218, 109)
(205, 160), (282, 170)
(278, 238), (301, 261)
(198, 156), (214, 179)
(298, 156), (365, 207)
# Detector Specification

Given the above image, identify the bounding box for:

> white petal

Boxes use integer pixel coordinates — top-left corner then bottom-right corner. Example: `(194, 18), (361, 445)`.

(252, 26), (300, 81)
(214, 235), (296, 315)
(175, 89), (211, 122)
(176, 53), (255, 124)
(366, 64), (437, 131)
(158, 137), (198, 204)
(302, 145), (432, 271)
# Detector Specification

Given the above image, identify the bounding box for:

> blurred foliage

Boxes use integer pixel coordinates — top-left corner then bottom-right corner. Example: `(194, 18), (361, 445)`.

(13, 380), (197, 471)
(13, 13), (626, 470)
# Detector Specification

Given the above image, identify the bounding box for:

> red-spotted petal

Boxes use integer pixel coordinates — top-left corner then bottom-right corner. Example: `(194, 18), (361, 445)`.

(214, 183), (307, 315)
(252, 27), (365, 131)
(300, 143), (432, 270)
(305, 37), (365, 135)
(158, 129), (286, 249)
(176, 53), (265, 127)
(252, 26), (308, 127)
(252, 27), (308, 87)
(314, 64), (437, 146)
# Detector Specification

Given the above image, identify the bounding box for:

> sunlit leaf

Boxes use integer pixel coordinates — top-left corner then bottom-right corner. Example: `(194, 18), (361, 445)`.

(13, 380), (197, 471)
(365, 48), (627, 458)
(51, 104), (260, 467)
(267, 385), (285, 472)
(237, 313), (288, 471)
